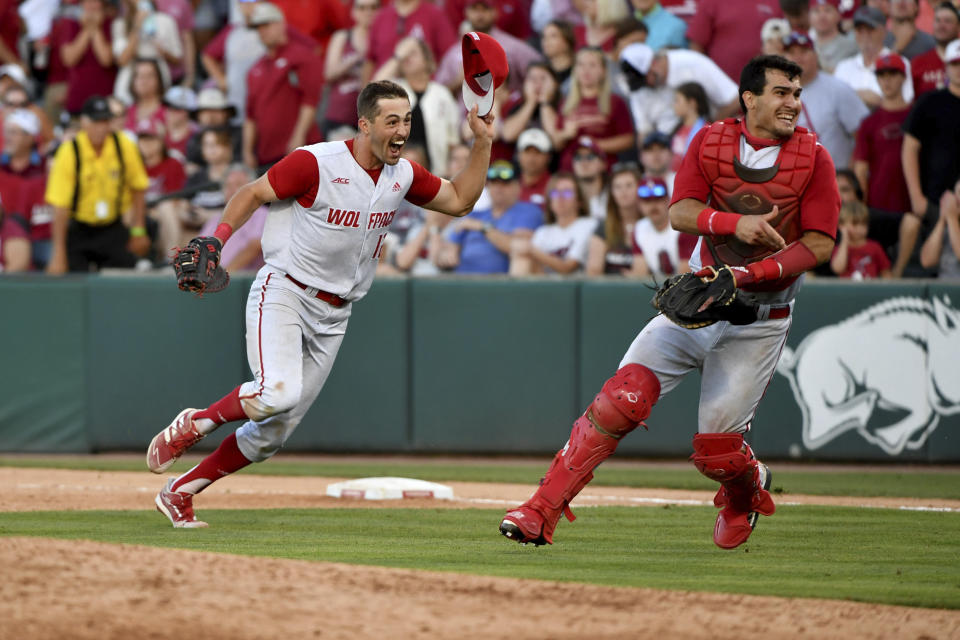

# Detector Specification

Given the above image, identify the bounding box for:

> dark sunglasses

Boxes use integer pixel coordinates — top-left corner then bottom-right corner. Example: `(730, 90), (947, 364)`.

(637, 183), (667, 199)
(550, 188), (575, 199)
(487, 166), (516, 181)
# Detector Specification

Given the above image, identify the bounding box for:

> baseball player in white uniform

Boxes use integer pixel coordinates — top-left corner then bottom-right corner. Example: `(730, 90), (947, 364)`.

(146, 80), (496, 527)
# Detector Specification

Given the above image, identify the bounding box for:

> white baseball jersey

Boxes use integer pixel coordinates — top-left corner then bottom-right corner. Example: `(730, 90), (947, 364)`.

(262, 140), (422, 301)
(632, 219), (693, 281)
(233, 141), (441, 462)
(531, 218), (597, 271)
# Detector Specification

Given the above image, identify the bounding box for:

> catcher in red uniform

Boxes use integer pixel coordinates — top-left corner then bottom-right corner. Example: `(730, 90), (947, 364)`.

(500, 55), (840, 550)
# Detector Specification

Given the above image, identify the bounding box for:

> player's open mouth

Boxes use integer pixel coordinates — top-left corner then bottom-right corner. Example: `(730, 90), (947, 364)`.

(777, 112), (797, 124)
(388, 140), (405, 154)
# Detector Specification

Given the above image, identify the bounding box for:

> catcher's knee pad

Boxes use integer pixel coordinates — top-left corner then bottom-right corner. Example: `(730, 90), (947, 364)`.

(588, 364), (661, 436)
(240, 381), (301, 422)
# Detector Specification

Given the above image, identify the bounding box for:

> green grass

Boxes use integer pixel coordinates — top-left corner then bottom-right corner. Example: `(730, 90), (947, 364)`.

(2, 506), (958, 609)
(2, 455), (959, 499)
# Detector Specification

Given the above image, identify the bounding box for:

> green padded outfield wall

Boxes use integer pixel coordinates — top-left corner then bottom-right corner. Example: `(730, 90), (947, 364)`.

(0, 274), (957, 461)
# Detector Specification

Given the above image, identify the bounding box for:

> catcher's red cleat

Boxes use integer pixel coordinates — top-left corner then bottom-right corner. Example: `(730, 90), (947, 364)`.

(155, 478), (208, 528)
(499, 507), (550, 546)
(146, 408), (203, 473)
(713, 463), (774, 549)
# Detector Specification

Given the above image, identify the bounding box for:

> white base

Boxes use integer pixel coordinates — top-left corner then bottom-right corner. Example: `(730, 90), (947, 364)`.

(325, 477), (454, 500)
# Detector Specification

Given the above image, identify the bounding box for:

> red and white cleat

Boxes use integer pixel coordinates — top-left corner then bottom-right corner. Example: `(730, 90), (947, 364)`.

(146, 408), (203, 474)
(499, 507), (549, 546)
(155, 478), (208, 529)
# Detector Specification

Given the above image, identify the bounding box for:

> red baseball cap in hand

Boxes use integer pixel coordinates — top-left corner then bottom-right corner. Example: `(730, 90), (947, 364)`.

(461, 31), (509, 117)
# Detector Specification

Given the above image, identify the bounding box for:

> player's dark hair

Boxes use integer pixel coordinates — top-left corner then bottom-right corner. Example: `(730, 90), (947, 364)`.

(738, 55), (802, 113)
(356, 81), (410, 122)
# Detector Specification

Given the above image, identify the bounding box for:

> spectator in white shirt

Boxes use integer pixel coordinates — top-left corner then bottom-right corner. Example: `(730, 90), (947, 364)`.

(835, 6), (915, 108)
(510, 171), (597, 275)
(619, 42), (740, 142)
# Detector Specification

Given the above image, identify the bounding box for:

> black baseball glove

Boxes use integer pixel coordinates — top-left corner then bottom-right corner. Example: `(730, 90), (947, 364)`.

(652, 265), (758, 329)
(173, 236), (229, 294)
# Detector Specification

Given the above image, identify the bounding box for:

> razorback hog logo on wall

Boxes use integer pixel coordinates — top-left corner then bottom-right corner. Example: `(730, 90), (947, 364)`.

(776, 296), (960, 456)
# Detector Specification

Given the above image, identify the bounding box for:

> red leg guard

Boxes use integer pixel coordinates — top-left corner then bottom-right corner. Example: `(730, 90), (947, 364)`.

(504, 365), (660, 545)
(691, 433), (775, 549)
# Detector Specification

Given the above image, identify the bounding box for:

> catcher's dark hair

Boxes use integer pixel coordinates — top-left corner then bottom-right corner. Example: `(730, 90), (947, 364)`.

(738, 55), (802, 113)
(356, 81), (410, 123)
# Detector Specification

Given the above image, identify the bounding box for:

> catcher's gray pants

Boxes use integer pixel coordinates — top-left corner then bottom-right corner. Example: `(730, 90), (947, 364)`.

(619, 310), (792, 434)
(235, 267), (352, 462)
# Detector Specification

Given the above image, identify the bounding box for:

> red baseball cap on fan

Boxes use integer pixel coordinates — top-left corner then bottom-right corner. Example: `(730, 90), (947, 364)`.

(875, 52), (906, 74)
(461, 31), (509, 117)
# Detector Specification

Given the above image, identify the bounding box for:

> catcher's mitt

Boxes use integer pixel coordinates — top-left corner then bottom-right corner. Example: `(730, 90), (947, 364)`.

(173, 236), (229, 294)
(652, 265), (758, 329)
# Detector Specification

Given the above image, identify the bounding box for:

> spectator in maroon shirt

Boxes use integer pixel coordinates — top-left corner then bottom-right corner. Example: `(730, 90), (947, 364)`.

(162, 86), (198, 162)
(61, 0), (117, 115)
(272, 0), (350, 58)
(123, 58), (167, 135)
(201, 1), (315, 124)
(362, 0), (456, 82)
(545, 47), (635, 170)
(137, 118), (185, 259)
(242, 3), (322, 172)
(515, 128), (554, 211)
(0, 0), (23, 67)
(0, 195), (30, 272)
(911, 2), (960, 96)
(853, 53), (912, 219)
(446, 0), (533, 41)
(323, 0), (378, 136)
(0, 109), (48, 268)
(687, 0), (784, 82)
(831, 200), (892, 279)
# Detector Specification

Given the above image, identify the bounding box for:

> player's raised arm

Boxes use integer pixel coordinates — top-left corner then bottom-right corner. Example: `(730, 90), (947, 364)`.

(423, 105), (495, 217)
(218, 173), (280, 234)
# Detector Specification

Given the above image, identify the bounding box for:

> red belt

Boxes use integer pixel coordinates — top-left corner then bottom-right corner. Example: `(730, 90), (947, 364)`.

(767, 305), (790, 320)
(284, 274), (347, 307)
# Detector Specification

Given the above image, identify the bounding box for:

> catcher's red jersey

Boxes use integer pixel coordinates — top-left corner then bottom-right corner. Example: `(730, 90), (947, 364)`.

(672, 118), (840, 291)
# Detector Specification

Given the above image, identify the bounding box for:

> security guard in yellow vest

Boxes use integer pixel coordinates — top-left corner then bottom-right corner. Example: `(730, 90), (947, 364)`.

(45, 96), (151, 273)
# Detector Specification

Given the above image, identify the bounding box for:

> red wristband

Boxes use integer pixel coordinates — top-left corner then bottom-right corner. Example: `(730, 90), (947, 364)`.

(696, 208), (740, 236)
(736, 242), (818, 285)
(213, 222), (233, 245)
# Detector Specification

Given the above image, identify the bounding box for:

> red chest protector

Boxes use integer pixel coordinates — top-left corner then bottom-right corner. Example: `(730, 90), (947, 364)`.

(698, 119), (817, 266)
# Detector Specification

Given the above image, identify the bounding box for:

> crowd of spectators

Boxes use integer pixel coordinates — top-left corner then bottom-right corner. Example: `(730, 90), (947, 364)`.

(0, 0), (958, 282)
